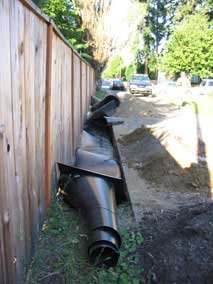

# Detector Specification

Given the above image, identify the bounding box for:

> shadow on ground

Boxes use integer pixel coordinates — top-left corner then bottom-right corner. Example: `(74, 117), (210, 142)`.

(115, 94), (213, 284)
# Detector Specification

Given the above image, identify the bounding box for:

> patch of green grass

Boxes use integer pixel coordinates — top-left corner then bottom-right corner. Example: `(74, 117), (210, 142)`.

(95, 90), (107, 100)
(182, 93), (213, 117)
(195, 94), (213, 117)
(26, 201), (145, 284)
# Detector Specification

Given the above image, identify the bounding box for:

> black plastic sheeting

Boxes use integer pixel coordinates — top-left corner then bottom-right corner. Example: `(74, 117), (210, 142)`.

(57, 94), (127, 267)
(85, 95), (121, 128)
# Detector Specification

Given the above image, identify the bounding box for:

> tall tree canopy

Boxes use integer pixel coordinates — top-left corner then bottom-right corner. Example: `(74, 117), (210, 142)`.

(136, 0), (213, 79)
(33, 0), (89, 56)
(74, 0), (112, 68)
(160, 11), (213, 78)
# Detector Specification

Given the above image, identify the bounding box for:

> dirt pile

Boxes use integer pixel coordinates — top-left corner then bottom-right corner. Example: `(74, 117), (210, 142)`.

(118, 125), (210, 196)
(115, 94), (176, 120)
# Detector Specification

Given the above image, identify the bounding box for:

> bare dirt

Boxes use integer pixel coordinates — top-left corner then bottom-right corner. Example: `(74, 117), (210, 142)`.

(118, 126), (210, 195)
(113, 92), (213, 284)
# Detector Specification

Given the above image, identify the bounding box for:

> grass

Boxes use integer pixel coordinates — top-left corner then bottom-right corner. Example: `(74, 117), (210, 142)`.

(95, 90), (107, 100)
(194, 93), (213, 117)
(182, 93), (213, 118)
(26, 201), (145, 284)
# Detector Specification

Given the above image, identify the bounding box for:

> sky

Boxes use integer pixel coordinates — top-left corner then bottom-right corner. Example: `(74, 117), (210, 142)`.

(105, 0), (145, 65)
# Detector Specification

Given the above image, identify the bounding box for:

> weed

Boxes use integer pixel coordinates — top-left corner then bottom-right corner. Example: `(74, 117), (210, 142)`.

(95, 90), (106, 100)
(26, 201), (145, 284)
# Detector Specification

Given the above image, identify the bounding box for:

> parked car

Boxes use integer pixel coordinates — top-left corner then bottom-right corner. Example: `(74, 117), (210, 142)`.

(111, 79), (125, 90)
(101, 79), (112, 89)
(129, 74), (152, 96)
(199, 79), (213, 95)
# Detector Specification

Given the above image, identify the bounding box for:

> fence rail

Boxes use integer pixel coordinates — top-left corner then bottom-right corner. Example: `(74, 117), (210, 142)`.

(0, 0), (95, 283)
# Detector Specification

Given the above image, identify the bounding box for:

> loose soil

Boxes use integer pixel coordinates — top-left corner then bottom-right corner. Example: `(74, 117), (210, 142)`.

(114, 92), (213, 284)
(118, 126), (210, 195)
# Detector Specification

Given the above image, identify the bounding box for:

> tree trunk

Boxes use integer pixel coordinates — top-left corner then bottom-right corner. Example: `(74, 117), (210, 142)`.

(144, 56), (148, 74)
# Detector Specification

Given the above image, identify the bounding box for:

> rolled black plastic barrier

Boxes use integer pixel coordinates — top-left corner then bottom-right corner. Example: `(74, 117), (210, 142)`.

(86, 95), (121, 128)
(91, 95), (101, 106)
(57, 94), (126, 267)
(76, 130), (121, 178)
(90, 94), (120, 112)
(61, 174), (121, 267)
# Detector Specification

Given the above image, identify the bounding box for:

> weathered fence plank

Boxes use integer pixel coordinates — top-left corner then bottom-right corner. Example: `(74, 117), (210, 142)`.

(86, 65), (90, 112)
(73, 53), (81, 149)
(0, 1), (18, 282)
(45, 23), (53, 209)
(81, 62), (87, 123)
(0, 0), (95, 283)
(50, 33), (73, 188)
(10, 0), (31, 276)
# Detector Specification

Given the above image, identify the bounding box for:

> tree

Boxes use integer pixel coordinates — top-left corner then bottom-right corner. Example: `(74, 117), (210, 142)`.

(32, 0), (89, 55)
(160, 11), (213, 78)
(75, 0), (145, 76)
(32, 0), (45, 7)
(125, 64), (137, 81)
(137, 0), (212, 78)
(102, 56), (125, 79)
(74, 0), (113, 69)
(138, 0), (173, 77)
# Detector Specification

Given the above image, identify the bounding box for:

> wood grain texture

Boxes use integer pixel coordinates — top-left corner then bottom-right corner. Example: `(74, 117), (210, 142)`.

(45, 24), (53, 209)
(0, 1), (94, 283)
(80, 61), (83, 129)
(81, 62), (87, 123)
(86, 65), (90, 112)
(50, 33), (73, 189)
(73, 53), (81, 148)
(17, 0), (92, 67)
(71, 50), (75, 157)
(10, 0), (30, 277)
(24, 7), (47, 255)
(0, 1), (18, 283)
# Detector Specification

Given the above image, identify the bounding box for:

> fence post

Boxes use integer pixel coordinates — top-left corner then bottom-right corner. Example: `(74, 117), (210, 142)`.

(45, 23), (53, 209)
(71, 50), (75, 157)
(80, 60), (83, 129)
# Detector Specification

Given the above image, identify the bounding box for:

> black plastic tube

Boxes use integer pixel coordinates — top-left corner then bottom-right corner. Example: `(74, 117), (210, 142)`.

(57, 94), (124, 267)
(62, 175), (121, 267)
(90, 95), (120, 113)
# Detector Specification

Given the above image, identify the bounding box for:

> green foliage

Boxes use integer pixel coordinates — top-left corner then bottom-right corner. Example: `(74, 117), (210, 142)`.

(95, 90), (106, 100)
(137, 0), (212, 79)
(173, 0), (203, 23)
(42, 0), (86, 51)
(145, 0), (169, 51)
(26, 201), (145, 284)
(32, 0), (46, 7)
(32, 0), (90, 56)
(148, 51), (158, 79)
(103, 56), (125, 79)
(161, 11), (213, 78)
(125, 64), (137, 81)
(137, 0), (173, 78)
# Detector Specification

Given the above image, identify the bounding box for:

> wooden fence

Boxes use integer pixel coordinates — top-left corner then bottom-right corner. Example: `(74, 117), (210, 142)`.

(0, 0), (95, 283)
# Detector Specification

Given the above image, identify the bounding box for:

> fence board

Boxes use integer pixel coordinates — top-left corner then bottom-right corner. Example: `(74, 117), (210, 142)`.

(0, 1), (18, 282)
(45, 23), (53, 209)
(50, 33), (73, 189)
(73, 53), (81, 149)
(81, 62), (87, 123)
(0, 0), (95, 283)
(24, 7), (47, 255)
(10, 0), (31, 275)
(86, 65), (90, 111)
